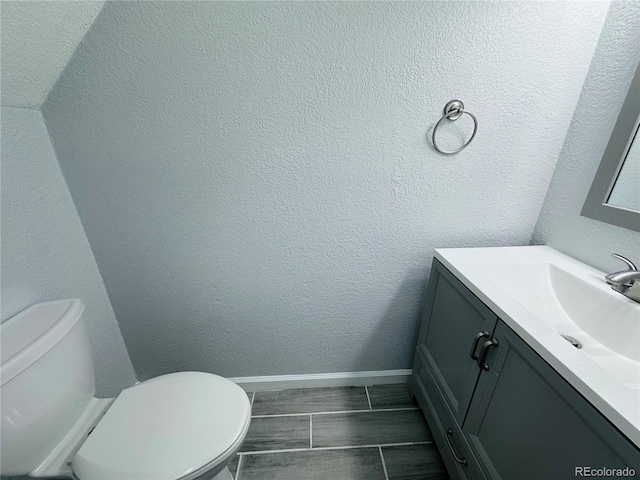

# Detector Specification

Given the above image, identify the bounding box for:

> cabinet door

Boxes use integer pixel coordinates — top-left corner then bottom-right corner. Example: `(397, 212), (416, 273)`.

(463, 321), (640, 480)
(415, 259), (498, 424)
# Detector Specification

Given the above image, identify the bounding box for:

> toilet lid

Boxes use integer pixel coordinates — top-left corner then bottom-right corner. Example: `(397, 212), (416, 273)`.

(72, 372), (251, 480)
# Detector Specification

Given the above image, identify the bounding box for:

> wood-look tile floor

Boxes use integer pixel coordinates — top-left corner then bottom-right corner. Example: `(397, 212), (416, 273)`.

(228, 384), (449, 480)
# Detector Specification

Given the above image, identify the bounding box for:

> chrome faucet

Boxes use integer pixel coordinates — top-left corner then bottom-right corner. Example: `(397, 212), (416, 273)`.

(605, 254), (640, 303)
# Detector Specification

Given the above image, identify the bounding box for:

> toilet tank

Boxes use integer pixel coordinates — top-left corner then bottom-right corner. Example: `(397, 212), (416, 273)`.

(1, 299), (95, 476)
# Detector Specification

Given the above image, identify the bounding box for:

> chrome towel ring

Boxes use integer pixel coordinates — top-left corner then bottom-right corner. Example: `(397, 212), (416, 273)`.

(432, 100), (478, 155)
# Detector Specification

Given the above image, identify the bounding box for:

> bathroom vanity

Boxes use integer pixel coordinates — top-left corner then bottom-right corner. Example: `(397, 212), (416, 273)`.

(410, 246), (640, 480)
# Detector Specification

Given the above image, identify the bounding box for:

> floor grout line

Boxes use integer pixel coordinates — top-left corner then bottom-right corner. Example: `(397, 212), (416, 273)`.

(234, 454), (243, 480)
(251, 407), (419, 418)
(365, 385), (373, 410)
(379, 446), (390, 480)
(239, 441), (433, 456)
(239, 386), (434, 476)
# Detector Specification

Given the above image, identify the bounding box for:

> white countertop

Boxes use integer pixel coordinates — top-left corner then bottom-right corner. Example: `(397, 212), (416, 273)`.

(435, 245), (640, 447)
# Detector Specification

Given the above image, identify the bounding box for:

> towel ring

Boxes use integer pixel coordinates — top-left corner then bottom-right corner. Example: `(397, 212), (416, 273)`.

(432, 100), (478, 155)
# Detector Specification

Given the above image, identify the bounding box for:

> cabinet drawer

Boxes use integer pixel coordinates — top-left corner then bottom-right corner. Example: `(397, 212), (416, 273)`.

(412, 351), (486, 480)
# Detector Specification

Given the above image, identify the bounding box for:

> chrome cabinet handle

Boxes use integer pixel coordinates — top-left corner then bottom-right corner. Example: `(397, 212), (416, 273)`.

(469, 330), (490, 360)
(477, 338), (499, 371)
(445, 428), (468, 466)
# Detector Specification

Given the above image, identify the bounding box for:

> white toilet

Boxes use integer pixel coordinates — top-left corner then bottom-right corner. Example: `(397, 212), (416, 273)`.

(0, 299), (251, 480)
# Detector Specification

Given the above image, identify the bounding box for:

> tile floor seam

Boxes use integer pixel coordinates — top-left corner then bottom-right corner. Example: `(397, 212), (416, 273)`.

(238, 384), (443, 479)
(250, 407), (419, 418)
(365, 385), (373, 410)
(240, 441), (433, 456)
(235, 454), (244, 480)
(378, 446), (390, 480)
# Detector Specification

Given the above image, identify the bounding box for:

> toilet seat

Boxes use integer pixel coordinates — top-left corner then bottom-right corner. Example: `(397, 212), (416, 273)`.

(72, 372), (251, 480)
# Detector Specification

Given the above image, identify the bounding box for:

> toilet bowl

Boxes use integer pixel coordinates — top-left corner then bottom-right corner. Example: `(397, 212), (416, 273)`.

(0, 299), (251, 480)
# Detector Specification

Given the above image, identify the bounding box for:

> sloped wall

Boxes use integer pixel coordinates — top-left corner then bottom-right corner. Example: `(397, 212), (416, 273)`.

(533, 1), (640, 272)
(43, 2), (608, 379)
(1, 106), (136, 396)
(1, 1), (104, 108)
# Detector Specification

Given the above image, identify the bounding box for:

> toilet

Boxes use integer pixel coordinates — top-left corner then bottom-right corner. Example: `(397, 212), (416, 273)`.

(0, 299), (251, 480)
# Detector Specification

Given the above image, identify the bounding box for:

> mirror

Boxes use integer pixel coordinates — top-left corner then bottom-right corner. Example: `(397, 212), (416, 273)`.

(607, 125), (639, 211)
(582, 64), (640, 232)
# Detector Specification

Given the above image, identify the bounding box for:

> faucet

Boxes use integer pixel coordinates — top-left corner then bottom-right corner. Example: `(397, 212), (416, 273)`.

(605, 254), (640, 304)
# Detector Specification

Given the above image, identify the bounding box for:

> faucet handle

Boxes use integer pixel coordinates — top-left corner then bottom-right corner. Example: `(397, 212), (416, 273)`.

(611, 254), (637, 271)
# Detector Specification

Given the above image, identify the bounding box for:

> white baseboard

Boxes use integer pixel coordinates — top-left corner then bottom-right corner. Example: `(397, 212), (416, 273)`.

(227, 369), (412, 392)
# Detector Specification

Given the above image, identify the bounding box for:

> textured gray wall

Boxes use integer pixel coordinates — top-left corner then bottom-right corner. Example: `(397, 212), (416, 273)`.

(533, 1), (640, 273)
(43, 2), (607, 380)
(1, 107), (136, 396)
(0, 1), (104, 108)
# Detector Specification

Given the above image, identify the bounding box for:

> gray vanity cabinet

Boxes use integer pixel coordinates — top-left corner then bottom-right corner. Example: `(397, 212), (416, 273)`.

(464, 321), (639, 479)
(415, 259), (498, 425)
(411, 259), (640, 480)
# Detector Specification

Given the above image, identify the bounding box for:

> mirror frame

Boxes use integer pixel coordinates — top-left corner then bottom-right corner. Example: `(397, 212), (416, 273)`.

(581, 63), (640, 233)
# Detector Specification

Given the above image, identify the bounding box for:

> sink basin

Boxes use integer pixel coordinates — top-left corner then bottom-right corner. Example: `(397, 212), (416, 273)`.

(550, 265), (639, 361)
(476, 262), (640, 388)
